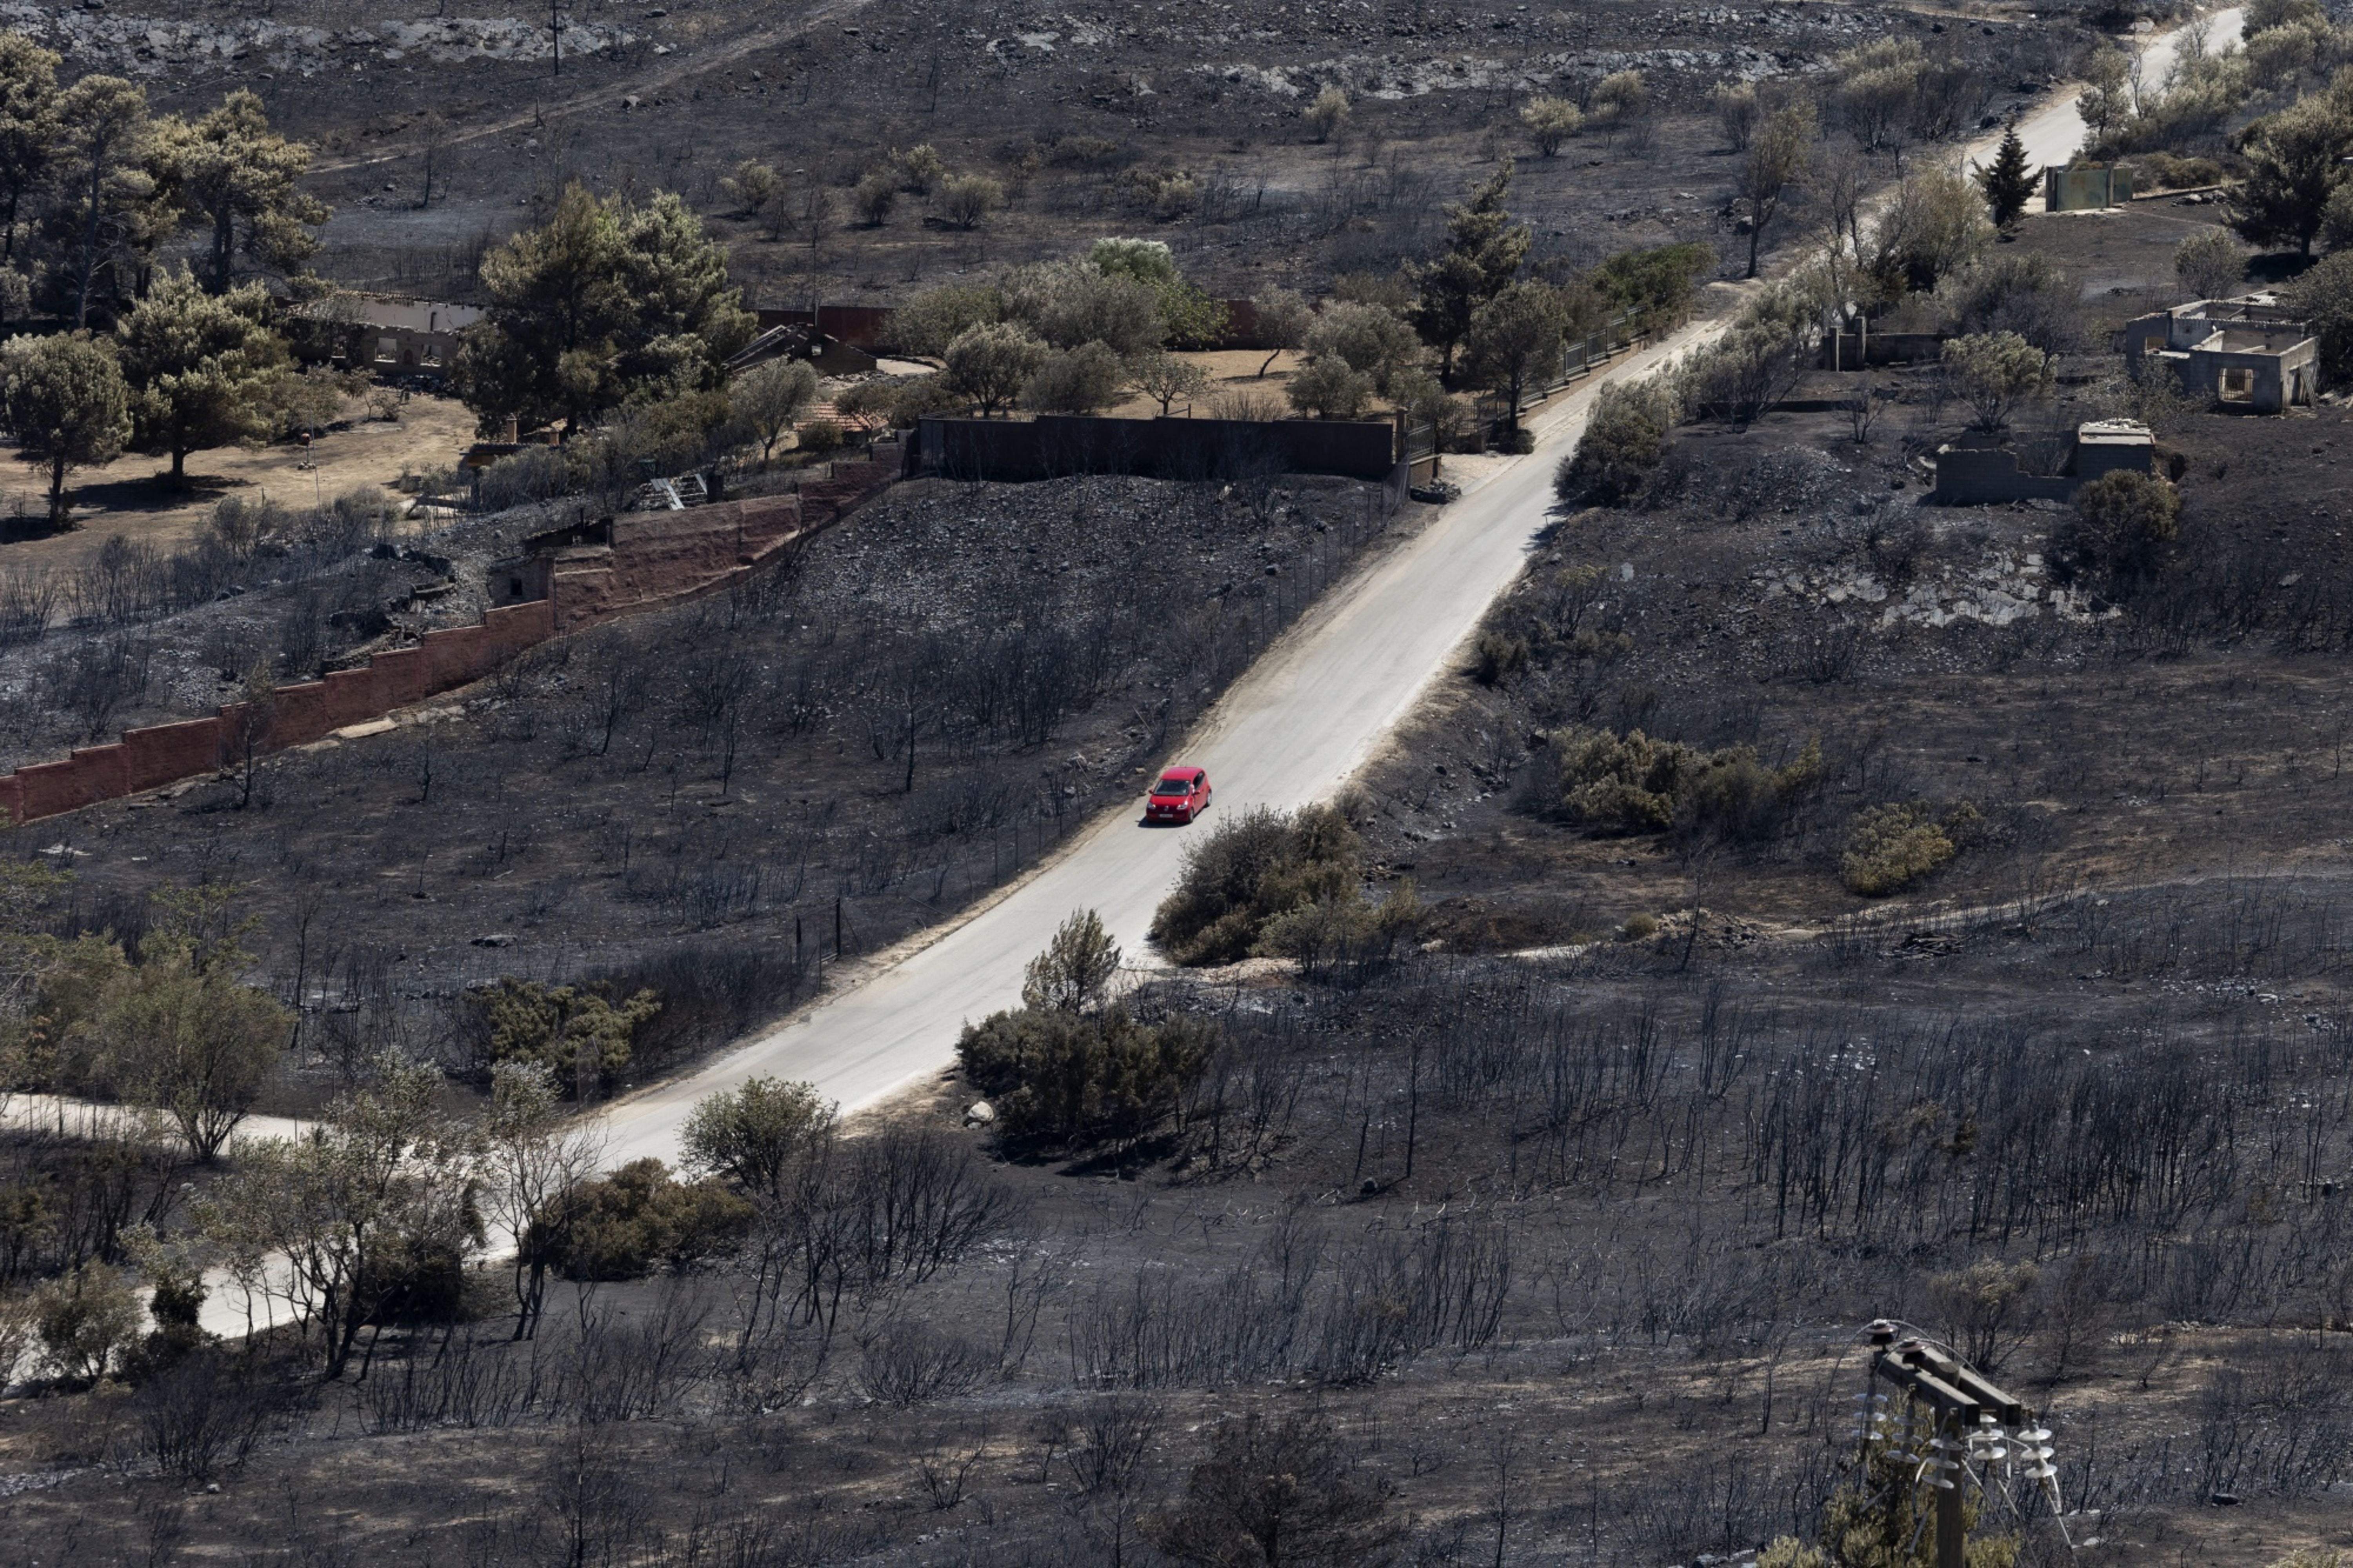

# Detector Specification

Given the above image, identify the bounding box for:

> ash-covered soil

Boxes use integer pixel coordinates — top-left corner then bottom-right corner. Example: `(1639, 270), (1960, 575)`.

(26, 1), (2079, 301)
(15, 470), (1418, 1108)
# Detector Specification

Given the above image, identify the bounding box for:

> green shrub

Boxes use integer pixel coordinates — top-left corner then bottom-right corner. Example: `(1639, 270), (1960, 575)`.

(1619, 912), (1660, 941)
(1149, 804), (1362, 966)
(1022, 341), (1127, 413)
(796, 417), (844, 456)
(1841, 801), (1980, 895)
(1590, 242), (1715, 334)
(544, 1158), (755, 1280)
(1472, 632), (1530, 685)
(957, 1006), (1214, 1151)
(1558, 378), (1677, 503)
(468, 978), (662, 1097)
(2135, 151), (2224, 191)
(2060, 469), (2180, 581)
(1254, 879), (1423, 975)
(33, 1261), (142, 1384)
(1543, 727), (1821, 843)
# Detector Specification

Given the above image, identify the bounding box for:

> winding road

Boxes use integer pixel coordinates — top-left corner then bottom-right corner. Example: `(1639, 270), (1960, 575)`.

(167, 8), (2248, 1339)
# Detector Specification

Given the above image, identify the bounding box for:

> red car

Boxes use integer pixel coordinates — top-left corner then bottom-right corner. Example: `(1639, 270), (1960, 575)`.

(1146, 766), (1212, 824)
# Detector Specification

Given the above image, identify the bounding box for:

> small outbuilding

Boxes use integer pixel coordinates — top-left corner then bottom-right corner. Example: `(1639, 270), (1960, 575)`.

(1930, 420), (2156, 506)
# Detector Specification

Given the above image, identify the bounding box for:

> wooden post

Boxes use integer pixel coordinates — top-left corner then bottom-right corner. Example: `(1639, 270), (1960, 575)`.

(1937, 1410), (1966, 1568)
(1866, 1322), (2029, 1568)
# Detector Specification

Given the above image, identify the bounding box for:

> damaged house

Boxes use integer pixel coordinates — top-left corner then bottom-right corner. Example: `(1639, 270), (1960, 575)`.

(2123, 293), (2318, 412)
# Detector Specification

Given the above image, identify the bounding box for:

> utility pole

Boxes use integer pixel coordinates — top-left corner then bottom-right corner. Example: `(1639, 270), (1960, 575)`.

(1866, 1321), (2047, 1568)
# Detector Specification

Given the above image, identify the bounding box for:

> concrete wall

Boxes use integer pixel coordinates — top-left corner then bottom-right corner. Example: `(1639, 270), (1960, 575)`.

(914, 414), (1397, 483)
(1930, 445), (2076, 506)
(0, 442), (905, 826)
(1820, 332), (1946, 368)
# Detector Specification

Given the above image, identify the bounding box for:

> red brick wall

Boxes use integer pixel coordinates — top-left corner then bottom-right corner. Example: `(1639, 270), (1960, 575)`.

(0, 461), (891, 827)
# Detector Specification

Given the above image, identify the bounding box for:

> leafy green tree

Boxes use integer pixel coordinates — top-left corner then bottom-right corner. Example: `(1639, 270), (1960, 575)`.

(1560, 377), (1678, 504)
(1736, 98), (1817, 278)
(956, 1005), (1213, 1152)
(51, 74), (157, 327)
(1589, 242), (1715, 334)
(153, 89), (329, 294)
(1975, 124), (2036, 229)
(1520, 96), (1584, 156)
(889, 283), (1003, 357)
(853, 169), (898, 226)
(79, 884), (290, 1161)
(1286, 355), (1375, 419)
(483, 1059), (604, 1339)
(115, 268), (288, 484)
(680, 1076), (837, 1203)
(1149, 804), (1362, 966)
(733, 356), (820, 462)
(2062, 469), (2180, 580)
(2075, 44), (2131, 151)
(2176, 227), (2249, 299)
(1084, 239), (1227, 348)
(719, 158), (784, 218)
(196, 1054), (482, 1378)
(447, 182), (755, 436)
(2289, 249), (2353, 378)
(1130, 350), (1209, 416)
(0, 35), (59, 262)
(1246, 288), (1312, 377)
(0, 331), (132, 531)
(471, 977), (661, 1099)
(942, 321), (1046, 415)
(1868, 168), (1996, 296)
(1712, 81), (1761, 151)
(2231, 94), (2353, 254)
(1023, 341), (1127, 413)
(937, 171), (1003, 230)
(1940, 331), (2052, 431)
(1302, 300), (1422, 395)
(1409, 162), (1532, 377)
(33, 1260), (141, 1384)
(542, 1158), (754, 1280)
(1461, 280), (1567, 434)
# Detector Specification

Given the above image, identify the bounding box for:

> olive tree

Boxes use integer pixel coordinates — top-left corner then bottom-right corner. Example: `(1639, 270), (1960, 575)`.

(1461, 280), (1567, 435)
(2176, 227), (2249, 300)
(734, 356), (820, 462)
(942, 322), (1046, 416)
(1247, 288), (1312, 378)
(1130, 350), (1209, 416)
(1735, 99), (1817, 278)
(1940, 330), (2053, 431)
(196, 1054), (481, 1379)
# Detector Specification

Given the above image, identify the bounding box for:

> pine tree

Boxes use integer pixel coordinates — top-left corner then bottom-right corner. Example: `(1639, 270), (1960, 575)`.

(1976, 124), (2037, 230)
(1408, 161), (1532, 379)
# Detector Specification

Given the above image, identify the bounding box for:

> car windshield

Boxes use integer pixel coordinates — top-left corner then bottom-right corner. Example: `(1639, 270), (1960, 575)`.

(1155, 776), (1193, 794)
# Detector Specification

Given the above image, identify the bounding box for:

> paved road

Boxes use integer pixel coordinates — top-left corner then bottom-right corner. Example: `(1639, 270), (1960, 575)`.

(173, 5), (2239, 1343)
(601, 5), (2257, 1151)
(2008, 7), (2244, 186)
(595, 325), (1716, 1164)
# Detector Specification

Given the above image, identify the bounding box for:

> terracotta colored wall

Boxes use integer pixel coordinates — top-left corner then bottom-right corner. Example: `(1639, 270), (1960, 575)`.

(0, 456), (895, 827)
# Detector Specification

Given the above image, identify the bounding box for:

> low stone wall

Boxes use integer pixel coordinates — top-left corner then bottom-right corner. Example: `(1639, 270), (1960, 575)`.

(0, 442), (904, 825)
